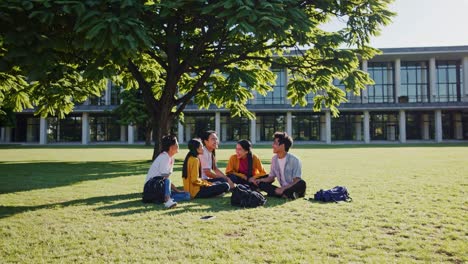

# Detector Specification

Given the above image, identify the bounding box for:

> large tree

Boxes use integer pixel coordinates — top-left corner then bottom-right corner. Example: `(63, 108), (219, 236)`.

(0, 0), (393, 159)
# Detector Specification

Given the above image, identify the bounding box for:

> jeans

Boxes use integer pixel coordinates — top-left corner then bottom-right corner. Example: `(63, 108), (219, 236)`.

(164, 178), (191, 202)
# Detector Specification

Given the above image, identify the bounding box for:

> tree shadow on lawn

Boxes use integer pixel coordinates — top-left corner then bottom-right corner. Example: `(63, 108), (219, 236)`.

(0, 192), (142, 219)
(0, 160), (150, 194)
(103, 195), (289, 217)
(0, 191), (289, 219)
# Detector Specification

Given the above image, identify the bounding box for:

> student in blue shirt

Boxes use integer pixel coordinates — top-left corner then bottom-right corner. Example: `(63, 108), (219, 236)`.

(255, 132), (306, 199)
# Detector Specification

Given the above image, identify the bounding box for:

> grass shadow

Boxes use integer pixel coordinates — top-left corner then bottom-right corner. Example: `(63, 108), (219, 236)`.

(0, 160), (149, 194)
(0, 192), (143, 219)
(0, 191), (290, 219)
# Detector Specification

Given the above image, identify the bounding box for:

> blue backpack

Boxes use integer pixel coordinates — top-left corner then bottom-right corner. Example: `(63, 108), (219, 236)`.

(314, 186), (352, 203)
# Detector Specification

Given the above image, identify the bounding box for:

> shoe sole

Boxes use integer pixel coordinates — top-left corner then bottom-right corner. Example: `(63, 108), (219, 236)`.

(165, 203), (177, 209)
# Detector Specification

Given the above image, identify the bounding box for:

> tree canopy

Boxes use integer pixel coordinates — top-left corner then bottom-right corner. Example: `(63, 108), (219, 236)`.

(0, 0), (394, 158)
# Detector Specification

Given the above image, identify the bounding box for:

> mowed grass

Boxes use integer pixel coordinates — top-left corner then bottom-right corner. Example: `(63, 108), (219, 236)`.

(0, 144), (467, 263)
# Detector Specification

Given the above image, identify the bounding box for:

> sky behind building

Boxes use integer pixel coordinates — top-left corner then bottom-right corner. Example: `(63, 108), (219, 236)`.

(324, 0), (468, 48)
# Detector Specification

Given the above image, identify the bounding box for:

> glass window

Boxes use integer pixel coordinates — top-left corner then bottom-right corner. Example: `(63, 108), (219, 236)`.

(436, 61), (461, 102)
(220, 115), (250, 141)
(369, 112), (399, 141)
(291, 112), (322, 141)
(255, 69), (285, 104)
(256, 113), (285, 141)
(400, 61), (429, 103)
(367, 62), (395, 103)
(47, 115), (82, 142)
(110, 83), (122, 105)
(463, 111), (468, 139)
(183, 114), (215, 142)
(89, 114), (120, 141)
(331, 113), (363, 141)
(406, 112), (434, 140)
(89, 91), (106, 106)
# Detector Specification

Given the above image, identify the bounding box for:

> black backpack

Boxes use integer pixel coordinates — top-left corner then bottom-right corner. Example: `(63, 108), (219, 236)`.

(142, 176), (165, 204)
(231, 184), (267, 208)
(314, 186), (352, 203)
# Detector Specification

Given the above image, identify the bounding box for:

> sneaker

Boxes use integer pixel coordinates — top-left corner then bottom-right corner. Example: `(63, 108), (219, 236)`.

(164, 199), (177, 209)
(293, 192), (299, 200)
(288, 192), (298, 200)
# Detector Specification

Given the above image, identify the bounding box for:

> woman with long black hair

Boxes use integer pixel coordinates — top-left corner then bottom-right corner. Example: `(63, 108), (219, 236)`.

(225, 139), (268, 188)
(182, 138), (230, 198)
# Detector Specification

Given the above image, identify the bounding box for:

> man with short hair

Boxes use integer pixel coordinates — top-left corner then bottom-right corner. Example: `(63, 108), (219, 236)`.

(256, 132), (306, 199)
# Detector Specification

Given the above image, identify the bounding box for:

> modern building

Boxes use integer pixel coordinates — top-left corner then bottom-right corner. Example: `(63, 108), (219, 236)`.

(1, 45), (468, 145)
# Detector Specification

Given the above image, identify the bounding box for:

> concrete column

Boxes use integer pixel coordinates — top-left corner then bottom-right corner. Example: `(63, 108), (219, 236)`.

(399, 110), (406, 143)
(105, 80), (111, 105)
(422, 114), (430, 140)
(5, 127), (12, 142)
(286, 112), (292, 136)
(463, 57), (468, 102)
(283, 68), (289, 104)
(420, 62), (428, 102)
(394, 59), (401, 103)
(320, 115), (326, 142)
(388, 114), (397, 141)
(0, 127), (4, 142)
(256, 119), (261, 142)
(435, 110), (443, 143)
(215, 112), (221, 136)
(361, 60), (369, 103)
(221, 123), (227, 142)
(325, 111), (331, 144)
(363, 111), (370, 143)
(82, 113), (89, 145)
(128, 125), (134, 144)
(429, 57), (436, 102)
(250, 113), (256, 144)
(178, 122), (184, 143)
(185, 124), (192, 141)
(39, 117), (47, 145)
(454, 113), (463, 140)
(355, 115), (362, 141)
(26, 118), (34, 142)
(120, 126), (126, 142)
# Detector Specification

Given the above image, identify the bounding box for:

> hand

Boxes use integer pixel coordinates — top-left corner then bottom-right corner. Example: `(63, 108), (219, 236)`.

(226, 178), (235, 189)
(248, 177), (258, 186)
(275, 187), (284, 196)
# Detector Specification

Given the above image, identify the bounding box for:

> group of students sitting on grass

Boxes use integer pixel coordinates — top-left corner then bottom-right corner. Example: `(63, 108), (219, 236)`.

(143, 130), (307, 209)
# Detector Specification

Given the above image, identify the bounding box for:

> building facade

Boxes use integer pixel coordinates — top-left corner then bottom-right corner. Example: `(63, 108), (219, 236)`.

(1, 46), (468, 145)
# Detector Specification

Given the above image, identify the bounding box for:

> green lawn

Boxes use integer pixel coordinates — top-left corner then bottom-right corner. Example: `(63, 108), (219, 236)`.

(0, 144), (467, 263)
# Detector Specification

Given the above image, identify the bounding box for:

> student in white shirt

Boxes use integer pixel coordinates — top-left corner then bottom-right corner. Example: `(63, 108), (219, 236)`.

(144, 135), (190, 208)
(198, 130), (235, 190)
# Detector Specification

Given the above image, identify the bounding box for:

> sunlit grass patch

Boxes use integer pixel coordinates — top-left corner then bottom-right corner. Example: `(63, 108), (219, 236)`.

(0, 145), (467, 263)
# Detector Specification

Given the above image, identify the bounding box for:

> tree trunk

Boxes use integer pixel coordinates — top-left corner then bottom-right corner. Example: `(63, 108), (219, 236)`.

(144, 119), (152, 146)
(151, 108), (173, 160)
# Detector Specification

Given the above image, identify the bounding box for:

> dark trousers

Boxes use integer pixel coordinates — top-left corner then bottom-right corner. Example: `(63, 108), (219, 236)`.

(195, 183), (230, 198)
(227, 174), (258, 190)
(258, 179), (306, 199)
(206, 177), (228, 184)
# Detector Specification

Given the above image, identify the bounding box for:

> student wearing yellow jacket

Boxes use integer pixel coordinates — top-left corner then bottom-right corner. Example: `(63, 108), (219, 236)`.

(225, 139), (268, 188)
(182, 139), (230, 198)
